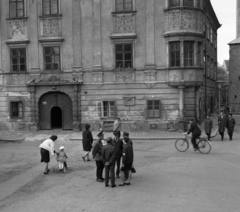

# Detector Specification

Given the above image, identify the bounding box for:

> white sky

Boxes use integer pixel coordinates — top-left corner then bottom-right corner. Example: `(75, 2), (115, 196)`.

(211, 0), (236, 65)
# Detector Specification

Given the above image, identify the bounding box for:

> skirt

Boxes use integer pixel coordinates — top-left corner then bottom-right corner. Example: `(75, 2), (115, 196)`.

(120, 162), (133, 172)
(40, 148), (50, 163)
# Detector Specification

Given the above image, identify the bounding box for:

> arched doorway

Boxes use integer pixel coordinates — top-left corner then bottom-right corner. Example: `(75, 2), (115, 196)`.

(51, 106), (62, 129)
(39, 92), (73, 130)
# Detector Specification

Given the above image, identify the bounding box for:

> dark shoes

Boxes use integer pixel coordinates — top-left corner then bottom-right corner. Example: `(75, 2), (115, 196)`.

(118, 182), (131, 186)
(105, 184), (116, 188)
(82, 157), (85, 162)
(97, 179), (104, 182)
(87, 159), (91, 161)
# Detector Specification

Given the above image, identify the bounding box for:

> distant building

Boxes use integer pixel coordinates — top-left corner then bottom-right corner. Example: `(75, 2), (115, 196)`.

(0, 0), (220, 131)
(222, 60), (229, 73)
(228, 0), (240, 113)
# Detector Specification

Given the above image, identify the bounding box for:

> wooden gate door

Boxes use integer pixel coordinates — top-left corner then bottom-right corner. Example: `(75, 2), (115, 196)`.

(39, 92), (73, 130)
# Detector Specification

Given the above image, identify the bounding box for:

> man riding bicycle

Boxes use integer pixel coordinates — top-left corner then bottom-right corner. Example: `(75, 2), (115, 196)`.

(187, 119), (201, 151)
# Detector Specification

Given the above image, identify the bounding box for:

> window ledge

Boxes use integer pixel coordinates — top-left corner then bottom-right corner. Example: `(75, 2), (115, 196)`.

(39, 14), (62, 19)
(5, 39), (30, 45)
(39, 37), (64, 43)
(110, 33), (137, 40)
(168, 66), (204, 70)
(6, 17), (28, 21)
(9, 71), (29, 74)
(114, 68), (135, 71)
(112, 11), (137, 15)
(164, 7), (203, 12)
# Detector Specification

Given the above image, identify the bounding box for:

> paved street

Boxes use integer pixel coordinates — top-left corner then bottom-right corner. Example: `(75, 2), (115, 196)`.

(0, 115), (240, 212)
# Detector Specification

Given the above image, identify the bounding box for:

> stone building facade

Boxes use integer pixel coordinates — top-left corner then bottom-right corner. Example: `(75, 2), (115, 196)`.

(0, 0), (220, 132)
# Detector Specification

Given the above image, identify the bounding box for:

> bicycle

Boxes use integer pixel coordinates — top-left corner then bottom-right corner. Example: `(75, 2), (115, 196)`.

(175, 133), (212, 154)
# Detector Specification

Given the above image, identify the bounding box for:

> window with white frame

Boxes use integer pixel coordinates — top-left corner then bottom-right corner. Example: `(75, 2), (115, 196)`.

(115, 0), (133, 12)
(97, 101), (116, 118)
(10, 101), (23, 119)
(42, 0), (59, 16)
(9, 0), (25, 18)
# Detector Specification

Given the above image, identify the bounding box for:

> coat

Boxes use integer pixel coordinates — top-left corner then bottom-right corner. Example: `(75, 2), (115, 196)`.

(187, 122), (201, 136)
(92, 139), (103, 161)
(226, 118), (236, 133)
(218, 115), (226, 133)
(204, 118), (213, 134)
(82, 129), (93, 151)
(102, 144), (116, 165)
(111, 138), (123, 159)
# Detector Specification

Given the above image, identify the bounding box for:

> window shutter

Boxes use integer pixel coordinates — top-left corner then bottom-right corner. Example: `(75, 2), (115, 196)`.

(114, 101), (118, 118)
(96, 101), (102, 117)
(145, 100), (148, 118)
(159, 100), (162, 118)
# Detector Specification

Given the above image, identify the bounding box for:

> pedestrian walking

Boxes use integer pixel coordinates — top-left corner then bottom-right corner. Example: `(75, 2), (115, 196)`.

(119, 133), (134, 186)
(204, 115), (213, 141)
(226, 113), (236, 141)
(92, 130), (105, 182)
(39, 135), (57, 174)
(218, 111), (226, 141)
(82, 124), (93, 161)
(113, 117), (121, 133)
(102, 137), (116, 188)
(112, 131), (123, 178)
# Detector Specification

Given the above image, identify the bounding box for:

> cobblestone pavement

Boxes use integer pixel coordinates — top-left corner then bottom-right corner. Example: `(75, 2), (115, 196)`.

(0, 114), (240, 212)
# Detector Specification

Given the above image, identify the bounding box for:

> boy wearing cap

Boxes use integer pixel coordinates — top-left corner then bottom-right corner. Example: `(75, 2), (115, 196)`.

(112, 131), (123, 178)
(92, 130), (105, 182)
(102, 137), (116, 188)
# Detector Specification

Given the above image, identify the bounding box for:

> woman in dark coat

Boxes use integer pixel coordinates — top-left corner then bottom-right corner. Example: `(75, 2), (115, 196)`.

(82, 124), (93, 161)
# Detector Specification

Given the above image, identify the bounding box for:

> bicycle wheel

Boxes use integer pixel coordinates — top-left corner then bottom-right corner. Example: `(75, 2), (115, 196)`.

(197, 139), (211, 154)
(175, 138), (189, 152)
